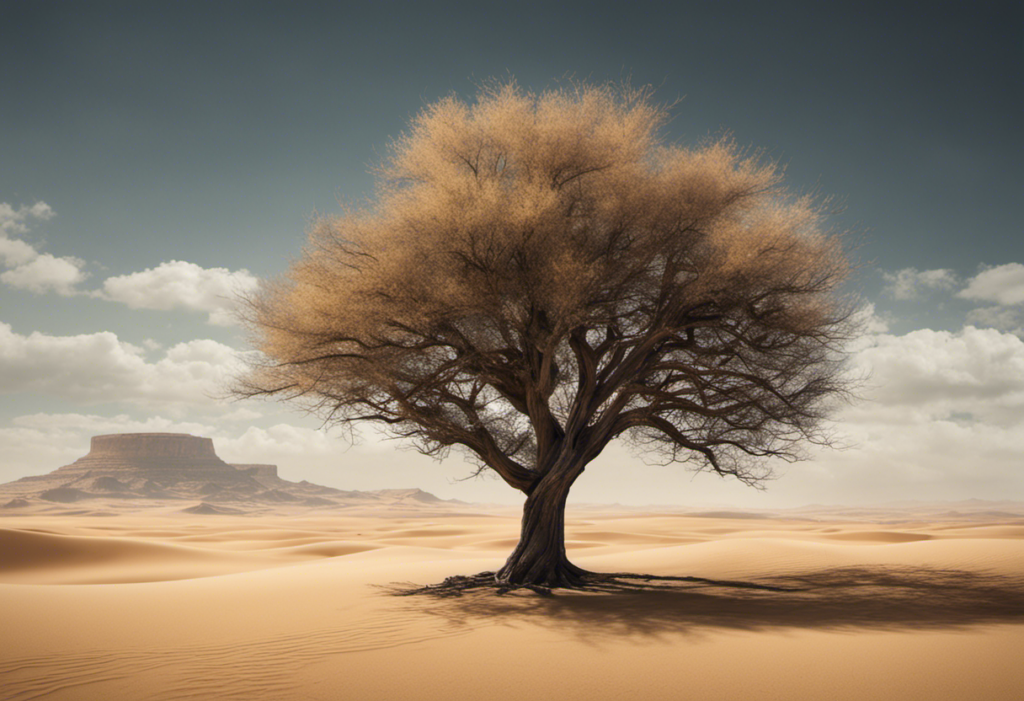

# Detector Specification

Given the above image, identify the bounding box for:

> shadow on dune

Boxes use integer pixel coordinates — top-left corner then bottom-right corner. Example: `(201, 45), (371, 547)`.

(388, 566), (1024, 636)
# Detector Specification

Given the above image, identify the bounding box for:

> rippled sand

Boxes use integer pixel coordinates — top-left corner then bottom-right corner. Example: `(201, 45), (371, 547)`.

(2, 507), (1023, 700)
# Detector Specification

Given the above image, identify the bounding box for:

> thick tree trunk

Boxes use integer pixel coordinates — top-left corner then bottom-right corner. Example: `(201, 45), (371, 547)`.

(496, 465), (589, 588)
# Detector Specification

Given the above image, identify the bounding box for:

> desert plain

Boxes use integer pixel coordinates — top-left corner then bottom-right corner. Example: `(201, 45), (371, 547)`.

(2, 500), (1023, 701)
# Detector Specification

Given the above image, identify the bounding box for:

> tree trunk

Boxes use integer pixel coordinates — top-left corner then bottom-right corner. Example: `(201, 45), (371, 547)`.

(496, 464), (588, 588)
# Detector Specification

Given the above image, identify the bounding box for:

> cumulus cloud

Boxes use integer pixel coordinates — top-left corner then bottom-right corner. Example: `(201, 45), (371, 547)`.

(958, 263), (1024, 307)
(95, 260), (260, 325)
(0, 201), (54, 237)
(0, 237), (38, 267)
(0, 322), (248, 411)
(881, 267), (959, 300)
(787, 324), (1024, 502)
(849, 302), (891, 338)
(0, 252), (88, 295)
(0, 201), (89, 295)
(849, 325), (1024, 424)
(952, 263), (1024, 336)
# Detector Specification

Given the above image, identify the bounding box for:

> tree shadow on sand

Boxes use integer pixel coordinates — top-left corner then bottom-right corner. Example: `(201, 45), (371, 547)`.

(386, 566), (1024, 636)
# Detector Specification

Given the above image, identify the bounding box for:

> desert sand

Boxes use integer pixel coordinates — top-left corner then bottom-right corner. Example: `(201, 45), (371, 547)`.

(2, 503), (1023, 701)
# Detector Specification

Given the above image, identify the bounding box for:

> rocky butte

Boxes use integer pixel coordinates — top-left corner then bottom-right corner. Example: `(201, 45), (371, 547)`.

(0, 432), (453, 511)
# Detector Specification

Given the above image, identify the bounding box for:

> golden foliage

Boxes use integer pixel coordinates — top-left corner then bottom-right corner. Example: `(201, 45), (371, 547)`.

(237, 79), (855, 492)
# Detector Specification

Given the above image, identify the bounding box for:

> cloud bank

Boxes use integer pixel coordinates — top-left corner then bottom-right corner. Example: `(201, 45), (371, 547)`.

(0, 322), (246, 411)
(2, 320), (1024, 505)
(852, 325), (1024, 424)
(796, 324), (1024, 503)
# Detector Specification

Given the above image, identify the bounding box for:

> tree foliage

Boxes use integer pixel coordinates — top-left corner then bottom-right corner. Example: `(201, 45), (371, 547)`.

(236, 80), (856, 587)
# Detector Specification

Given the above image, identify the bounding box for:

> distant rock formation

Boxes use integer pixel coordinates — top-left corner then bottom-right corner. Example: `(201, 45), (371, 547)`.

(13, 433), (263, 502)
(230, 464), (286, 489)
(0, 432), (457, 511)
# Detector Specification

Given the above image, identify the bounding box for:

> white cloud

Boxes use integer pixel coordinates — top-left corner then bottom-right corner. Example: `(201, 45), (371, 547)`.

(95, 260), (260, 325)
(0, 237), (39, 267)
(218, 407), (264, 422)
(0, 201), (54, 237)
(0, 201), (89, 295)
(965, 306), (1023, 334)
(0, 252), (88, 295)
(953, 264), (1024, 336)
(850, 325), (1024, 424)
(11, 412), (216, 435)
(783, 324), (1024, 503)
(958, 263), (1024, 307)
(849, 302), (891, 338)
(218, 424), (344, 463)
(881, 267), (959, 300)
(784, 414), (1024, 505)
(0, 322), (248, 411)
(1, 203), (259, 320)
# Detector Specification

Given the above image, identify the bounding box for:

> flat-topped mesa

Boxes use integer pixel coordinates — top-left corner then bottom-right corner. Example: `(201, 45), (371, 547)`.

(49, 433), (258, 489)
(89, 433), (219, 459)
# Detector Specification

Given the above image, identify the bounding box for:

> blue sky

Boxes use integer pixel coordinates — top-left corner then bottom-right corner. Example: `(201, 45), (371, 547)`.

(1, 0), (1022, 506)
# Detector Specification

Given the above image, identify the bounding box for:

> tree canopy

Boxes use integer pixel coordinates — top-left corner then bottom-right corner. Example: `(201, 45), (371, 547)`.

(236, 80), (856, 587)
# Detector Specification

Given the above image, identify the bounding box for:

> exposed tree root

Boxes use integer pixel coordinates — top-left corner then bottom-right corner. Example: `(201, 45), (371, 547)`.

(390, 569), (801, 598)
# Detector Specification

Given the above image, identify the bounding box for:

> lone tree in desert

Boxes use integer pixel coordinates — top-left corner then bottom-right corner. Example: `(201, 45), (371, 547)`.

(236, 80), (855, 589)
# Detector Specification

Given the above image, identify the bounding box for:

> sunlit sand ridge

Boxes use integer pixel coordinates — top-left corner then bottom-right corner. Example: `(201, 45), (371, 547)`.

(2, 507), (1023, 700)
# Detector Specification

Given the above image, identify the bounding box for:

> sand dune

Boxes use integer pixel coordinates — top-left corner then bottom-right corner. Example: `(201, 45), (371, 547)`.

(1, 508), (1022, 700)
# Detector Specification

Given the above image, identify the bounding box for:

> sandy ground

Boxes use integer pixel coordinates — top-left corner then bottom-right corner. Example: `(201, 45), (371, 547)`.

(1, 506), (1023, 700)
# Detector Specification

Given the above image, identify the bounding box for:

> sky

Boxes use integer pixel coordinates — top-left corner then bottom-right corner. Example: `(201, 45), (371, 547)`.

(1, 0), (1022, 508)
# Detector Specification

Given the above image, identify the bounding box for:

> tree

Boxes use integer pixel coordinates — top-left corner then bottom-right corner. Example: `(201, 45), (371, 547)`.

(235, 80), (855, 589)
